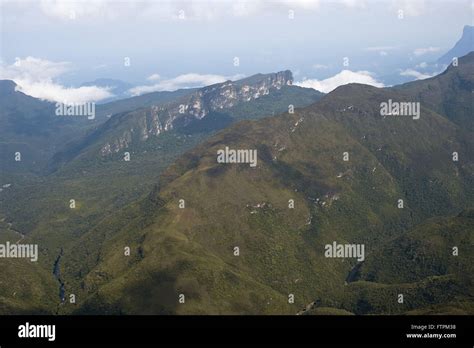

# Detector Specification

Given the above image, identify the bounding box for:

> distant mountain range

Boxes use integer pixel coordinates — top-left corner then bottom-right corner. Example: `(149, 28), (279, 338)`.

(0, 79), (196, 172)
(48, 70), (319, 171)
(97, 70), (294, 155)
(438, 25), (474, 65)
(378, 25), (473, 86)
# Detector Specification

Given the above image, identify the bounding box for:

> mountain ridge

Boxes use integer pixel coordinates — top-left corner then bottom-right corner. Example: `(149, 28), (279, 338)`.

(47, 70), (312, 171)
(438, 25), (474, 65)
(54, 55), (473, 315)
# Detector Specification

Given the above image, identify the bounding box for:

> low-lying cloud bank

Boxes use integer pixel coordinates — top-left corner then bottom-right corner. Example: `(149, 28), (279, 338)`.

(129, 73), (245, 96)
(295, 70), (384, 93)
(0, 57), (247, 101)
(399, 68), (437, 80)
(0, 56), (113, 103)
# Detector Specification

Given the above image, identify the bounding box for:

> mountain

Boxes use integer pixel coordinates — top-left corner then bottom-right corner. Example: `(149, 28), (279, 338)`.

(0, 72), (322, 314)
(379, 25), (473, 86)
(96, 70), (294, 155)
(2, 73), (321, 238)
(80, 78), (134, 102)
(395, 51), (474, 130)
(0, 71), (318, 177)
(0, 219), (58, 314)
(0, 80), (96, 173)
(329, 209), (474, 315)
(2, 53), (472, 315)
(1, 71), (321, 239)
(49, 54), (473, 315)
(48, 71), (317, 170)
(94, 88), (197, 119)
(438, 25), (474, 65)
(0, 80), (200, 173)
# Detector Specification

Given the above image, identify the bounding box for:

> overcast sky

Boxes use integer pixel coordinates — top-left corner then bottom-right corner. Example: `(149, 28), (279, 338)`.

(0, 0), (472, 102)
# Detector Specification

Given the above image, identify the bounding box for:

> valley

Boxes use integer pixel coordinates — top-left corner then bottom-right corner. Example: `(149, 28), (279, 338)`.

(49, 55), (474, 314)
(0, 51), (472, 315)
(0, 72), (324, 314)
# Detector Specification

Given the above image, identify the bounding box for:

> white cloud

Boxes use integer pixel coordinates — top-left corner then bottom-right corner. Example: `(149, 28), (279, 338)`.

(7, 0), (317, 21)
(278, 0), (321, 10)
(391, 0), (426, 17)
(415, 62), (428, 69)
(413, 46), (440, 56)
(339, 0), (367, 8)
(366, 46), (398, 56)
(295, 70), (384, 93)
(0, 56), (113, 103)
(4, 56), (71, 80)
(13, 81), (113, 104)
(6, 0), (372, 21)
(366, 46), (398, 51)
(312, 64), (329, 70)
(38, 0), (117, 20)
(129, 73), (245, 95)
(191, 0), (323, 18)
(399, 69), (435, 80)
(147, 73), (161, 81)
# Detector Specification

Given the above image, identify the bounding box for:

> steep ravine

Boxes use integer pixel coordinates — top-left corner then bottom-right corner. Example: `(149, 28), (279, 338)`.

(53, 248), (66, 312)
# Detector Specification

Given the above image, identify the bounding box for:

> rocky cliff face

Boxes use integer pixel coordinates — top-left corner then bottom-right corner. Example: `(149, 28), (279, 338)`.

(100, 71), (293, 155)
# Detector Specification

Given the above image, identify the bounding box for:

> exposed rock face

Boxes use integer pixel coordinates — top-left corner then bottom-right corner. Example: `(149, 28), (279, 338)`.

(199, 70), (293, 113)
(99, 130), (132, 155)
(100, 71), (293, 155)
